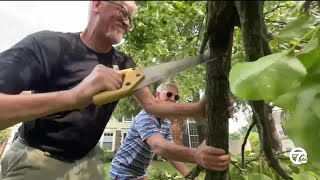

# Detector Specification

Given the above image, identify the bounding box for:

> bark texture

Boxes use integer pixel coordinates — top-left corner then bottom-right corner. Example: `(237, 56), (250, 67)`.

(205, 1), (238, 180)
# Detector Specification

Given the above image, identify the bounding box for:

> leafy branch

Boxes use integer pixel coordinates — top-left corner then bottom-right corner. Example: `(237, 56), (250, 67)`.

(231, 160), (248, 175)
(264, 18), (287, 25)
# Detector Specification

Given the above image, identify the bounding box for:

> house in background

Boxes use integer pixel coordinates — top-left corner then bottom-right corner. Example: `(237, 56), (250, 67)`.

(101, 116), (252, 155)
(272, 107), (295, 156)
(97, 116), (133, 152)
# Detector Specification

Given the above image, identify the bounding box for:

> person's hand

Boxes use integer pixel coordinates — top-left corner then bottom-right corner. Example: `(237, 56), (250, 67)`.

(69, 64), (123, 109)
(193, 140), (230, 171)
(194, 95), (235, 118)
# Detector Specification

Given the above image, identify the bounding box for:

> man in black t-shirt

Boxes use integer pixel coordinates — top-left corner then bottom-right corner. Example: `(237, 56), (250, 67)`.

(0, 1), (231, 180)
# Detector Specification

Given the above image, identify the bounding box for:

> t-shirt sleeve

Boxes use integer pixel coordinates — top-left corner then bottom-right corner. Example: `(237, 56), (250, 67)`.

(134, 114), (160, 142)
(0, 33), (45, 94)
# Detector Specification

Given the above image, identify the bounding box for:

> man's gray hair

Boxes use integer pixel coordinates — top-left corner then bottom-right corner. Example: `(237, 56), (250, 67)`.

(88, 1), (138, 21)
(156, 82), (178, 93)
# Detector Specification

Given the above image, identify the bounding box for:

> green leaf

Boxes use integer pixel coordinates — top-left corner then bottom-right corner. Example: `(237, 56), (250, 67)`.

(275, 14), (316, 42)
(229, 51), (307, 102)
(292, 171), (320, 180)
(231, 174), (248, 180)
(248, 173), (273, 180)
(274, 89), (298, 111)
(231, 51), (246, 63)
(302, 27), (317, 41)
(289, 164), (300, 174)
(244, 150), (252, 156)
(194, 6), (205, 16)
(297, 37), (320, 69)
(283, 81), (320, 168)
(248, 161), (260, 171)
(290, 38), (299, 45)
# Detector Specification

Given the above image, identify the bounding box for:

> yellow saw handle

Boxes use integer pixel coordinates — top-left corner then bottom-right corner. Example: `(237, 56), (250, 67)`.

(93, 67), (144, 106)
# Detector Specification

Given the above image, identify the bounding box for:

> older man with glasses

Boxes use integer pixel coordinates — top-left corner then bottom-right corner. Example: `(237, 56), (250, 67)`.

(110, 82), (232, 180)
(0, 1), (232, 180)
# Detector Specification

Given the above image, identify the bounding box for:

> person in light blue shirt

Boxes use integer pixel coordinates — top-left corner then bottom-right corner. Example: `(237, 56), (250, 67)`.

(110, 82), (232, 180)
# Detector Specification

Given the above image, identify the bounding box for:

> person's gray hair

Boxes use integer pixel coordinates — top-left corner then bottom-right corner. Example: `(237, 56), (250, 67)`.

(88, 1), (138, 21)
(156, 82), (178, 93)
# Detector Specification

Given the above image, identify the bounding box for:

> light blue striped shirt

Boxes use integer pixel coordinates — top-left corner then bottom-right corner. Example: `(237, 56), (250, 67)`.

(110, 110), (173, 179)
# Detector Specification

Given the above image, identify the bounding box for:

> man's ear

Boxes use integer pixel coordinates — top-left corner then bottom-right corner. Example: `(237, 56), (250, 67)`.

(92, 0), (103, 13)
(156, 92), (160, 98)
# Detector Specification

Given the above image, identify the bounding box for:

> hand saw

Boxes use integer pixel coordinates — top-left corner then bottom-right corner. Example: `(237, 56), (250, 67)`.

(93, 53), (215, 105)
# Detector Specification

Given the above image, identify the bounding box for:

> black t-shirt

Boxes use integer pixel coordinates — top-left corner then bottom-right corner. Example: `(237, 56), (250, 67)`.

(0, 30), (136, 161)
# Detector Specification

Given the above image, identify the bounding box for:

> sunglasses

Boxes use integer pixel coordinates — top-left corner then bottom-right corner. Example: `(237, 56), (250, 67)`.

(162, 91), (180, 101)
(107, 1), (135, 31)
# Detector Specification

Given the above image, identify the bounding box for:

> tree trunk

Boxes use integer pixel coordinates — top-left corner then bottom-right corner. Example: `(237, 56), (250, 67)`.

(205, 1), (238, 179)
(235, 1), (292, 179)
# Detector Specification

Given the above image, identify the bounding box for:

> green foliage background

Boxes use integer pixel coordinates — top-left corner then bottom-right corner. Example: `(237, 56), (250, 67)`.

(108, 1), (320, 179)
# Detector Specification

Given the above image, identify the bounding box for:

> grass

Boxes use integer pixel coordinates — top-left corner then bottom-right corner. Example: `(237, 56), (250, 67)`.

(104, 160), (206, 179)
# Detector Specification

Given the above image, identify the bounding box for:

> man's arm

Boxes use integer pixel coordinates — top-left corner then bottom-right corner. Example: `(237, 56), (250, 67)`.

(0, 64), (124, 130)
(0, 91), (75, 130)
(134, 87), (235, 119)
(146, 134), (196, 163)
(145, 134), (230, 171)
(134, 87), (205, 119)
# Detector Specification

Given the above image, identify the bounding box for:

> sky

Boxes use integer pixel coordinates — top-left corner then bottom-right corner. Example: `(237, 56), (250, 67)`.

(0, 1), (89, 52)
(0, 1), (248, 133)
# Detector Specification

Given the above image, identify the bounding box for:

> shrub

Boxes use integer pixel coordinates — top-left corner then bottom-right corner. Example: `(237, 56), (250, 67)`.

(103, 151), (115, 163)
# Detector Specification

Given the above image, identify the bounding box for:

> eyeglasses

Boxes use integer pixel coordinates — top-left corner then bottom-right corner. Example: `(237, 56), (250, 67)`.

(107, 1), (134, 31)
(163, 91), (180, 101)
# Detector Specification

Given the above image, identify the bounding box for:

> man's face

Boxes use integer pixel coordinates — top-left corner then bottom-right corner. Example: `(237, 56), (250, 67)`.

(93, 1), (136, 44)
(157, 86), (180, 103)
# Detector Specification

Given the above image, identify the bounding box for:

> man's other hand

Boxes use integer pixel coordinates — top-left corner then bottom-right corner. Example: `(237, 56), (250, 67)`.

(193, 140), (230, 171)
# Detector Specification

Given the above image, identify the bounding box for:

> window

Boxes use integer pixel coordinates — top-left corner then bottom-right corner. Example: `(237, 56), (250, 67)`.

(188, 122), (199, 148)
(190, 136), (199, 148)
(101, 133), (114, 151)
(123, 116), (134, 122)
(102, 142), (112, 150)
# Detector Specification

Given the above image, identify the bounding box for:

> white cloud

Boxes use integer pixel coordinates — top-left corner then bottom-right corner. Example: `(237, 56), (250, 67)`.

(0, 1), (89, 52)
